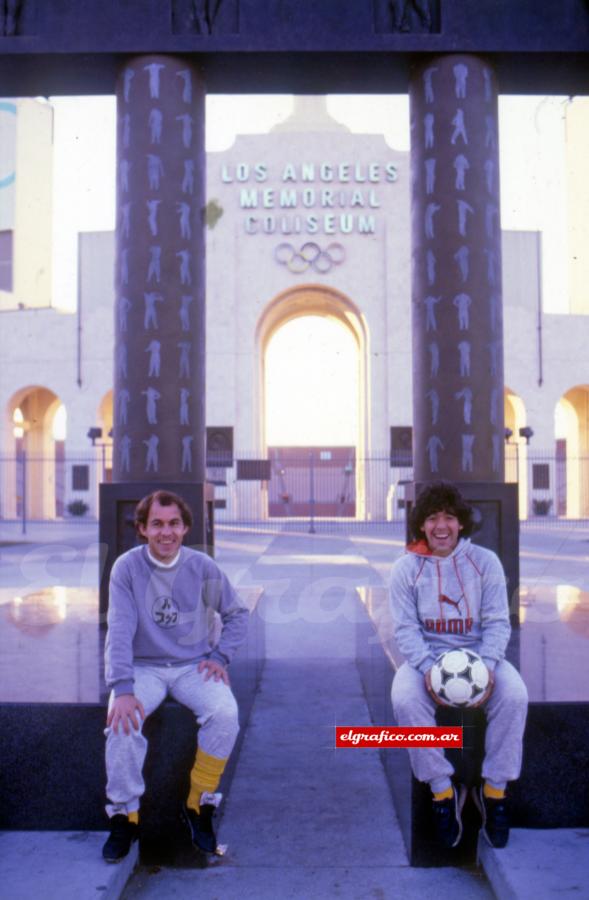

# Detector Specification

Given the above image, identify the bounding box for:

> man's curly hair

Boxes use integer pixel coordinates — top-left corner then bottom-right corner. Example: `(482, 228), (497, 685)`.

(409, 481), (474, 541)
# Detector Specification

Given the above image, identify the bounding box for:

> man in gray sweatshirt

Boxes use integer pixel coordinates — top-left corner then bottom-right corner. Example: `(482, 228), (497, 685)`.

(390, 482), (527, 850)
(102, 490), (248, 862)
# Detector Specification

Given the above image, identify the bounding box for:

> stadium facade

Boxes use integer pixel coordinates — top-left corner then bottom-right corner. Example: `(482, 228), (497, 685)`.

(1, 96), (588, 522)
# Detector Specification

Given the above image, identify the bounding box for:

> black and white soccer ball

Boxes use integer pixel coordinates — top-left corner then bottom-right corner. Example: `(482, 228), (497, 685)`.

(430, 648), (490, 708)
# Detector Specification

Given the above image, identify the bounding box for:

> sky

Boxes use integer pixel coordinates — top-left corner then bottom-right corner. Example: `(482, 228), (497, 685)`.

(50, 93), (573, 315)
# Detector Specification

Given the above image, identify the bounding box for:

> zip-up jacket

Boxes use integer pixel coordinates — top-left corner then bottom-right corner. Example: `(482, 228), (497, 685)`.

(105, 545), (249, 696)
(389, 537), (510, 674)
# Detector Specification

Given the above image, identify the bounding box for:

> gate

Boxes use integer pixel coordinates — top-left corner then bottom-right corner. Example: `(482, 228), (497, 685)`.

(268, 447), (356, 517)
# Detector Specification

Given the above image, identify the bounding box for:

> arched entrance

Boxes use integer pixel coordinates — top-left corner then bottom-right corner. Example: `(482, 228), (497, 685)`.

(6, 386), (64, 519)
(256, 286), (368, 519)
(97, 390), (114, 483)
(556, 386), (589, 518)
(504, 388), (529, 518)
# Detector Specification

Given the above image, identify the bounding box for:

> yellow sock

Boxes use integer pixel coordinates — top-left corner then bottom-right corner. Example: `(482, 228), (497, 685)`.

(433, 787), (453, 801)
(187, 748), (227, 812)
(483, 783), (505, 800)
(128, 811), (139, 824)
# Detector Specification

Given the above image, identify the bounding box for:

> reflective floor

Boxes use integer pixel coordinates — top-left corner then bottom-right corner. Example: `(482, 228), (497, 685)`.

(0, 586), (104, 703)
(518, 583), (589, 701)
(1, 581), (587, 702)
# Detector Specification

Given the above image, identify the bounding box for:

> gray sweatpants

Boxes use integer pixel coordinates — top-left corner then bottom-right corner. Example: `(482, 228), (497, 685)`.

(105, 663), (239, 818)
(391, 659), (528, 793)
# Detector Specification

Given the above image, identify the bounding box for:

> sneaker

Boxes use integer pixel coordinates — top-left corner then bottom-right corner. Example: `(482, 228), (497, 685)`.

(472, 785), (510, 848)
(102, 814), (138, 863)
(182, 793), (221, 854)
(431, 785), (465, 849)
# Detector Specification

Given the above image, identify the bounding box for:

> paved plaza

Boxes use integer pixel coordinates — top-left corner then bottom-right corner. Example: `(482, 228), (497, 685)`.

(1, 519), (588, 898)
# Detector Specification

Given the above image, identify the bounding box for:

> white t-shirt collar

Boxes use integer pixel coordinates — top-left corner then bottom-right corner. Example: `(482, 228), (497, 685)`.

(146, 547), (181, 568)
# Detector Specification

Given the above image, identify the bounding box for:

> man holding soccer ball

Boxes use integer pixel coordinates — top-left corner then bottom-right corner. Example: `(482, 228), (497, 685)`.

(390, 482), (528, 849)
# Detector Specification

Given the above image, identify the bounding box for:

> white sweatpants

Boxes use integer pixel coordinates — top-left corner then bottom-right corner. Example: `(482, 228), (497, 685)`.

(105, 663), (239, 817)
(391, 659), (528, 793)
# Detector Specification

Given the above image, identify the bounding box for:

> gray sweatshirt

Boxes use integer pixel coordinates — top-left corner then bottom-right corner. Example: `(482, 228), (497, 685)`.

(105, 545), (249, 696)
(389, 537), (511, 674)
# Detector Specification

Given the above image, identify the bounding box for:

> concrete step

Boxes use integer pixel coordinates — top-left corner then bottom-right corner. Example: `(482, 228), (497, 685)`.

(478, 828), (589, 899)
(0, 831), (137, 900)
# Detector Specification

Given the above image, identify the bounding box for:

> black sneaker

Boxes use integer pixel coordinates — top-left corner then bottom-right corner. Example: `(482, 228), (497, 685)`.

(431, 785), (465, 849)
(182, 798), (219, 854)
(102, 814), (138, 863)
(473, 785), (510, 848)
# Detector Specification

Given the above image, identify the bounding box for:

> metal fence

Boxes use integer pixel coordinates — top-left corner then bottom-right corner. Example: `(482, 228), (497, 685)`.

(0, 450), (111, 530)
(1, 447), (588, 529)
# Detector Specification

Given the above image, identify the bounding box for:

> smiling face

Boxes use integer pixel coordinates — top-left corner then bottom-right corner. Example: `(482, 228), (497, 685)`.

(138, 500), (189, 563)
(421, 510), (463, 557)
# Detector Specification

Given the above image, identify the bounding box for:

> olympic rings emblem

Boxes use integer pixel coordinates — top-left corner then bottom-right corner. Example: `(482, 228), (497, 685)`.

(274, 242), (346, 274)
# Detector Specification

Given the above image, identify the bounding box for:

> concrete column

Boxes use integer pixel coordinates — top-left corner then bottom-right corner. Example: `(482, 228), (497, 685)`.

(409, 55), (504, 483)
(113, 55), (205, 483)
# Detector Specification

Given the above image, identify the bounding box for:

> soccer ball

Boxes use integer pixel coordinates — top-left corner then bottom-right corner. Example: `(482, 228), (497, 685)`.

(429, 648), (490, 708)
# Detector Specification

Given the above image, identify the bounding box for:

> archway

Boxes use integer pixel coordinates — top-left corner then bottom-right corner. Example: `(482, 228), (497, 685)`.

(97, 390), (114, 483)
(556, 386), (589, 518)
(256, 286), (368, 519)
(504, 388), (529, 519)
(6, 386), (64, 519)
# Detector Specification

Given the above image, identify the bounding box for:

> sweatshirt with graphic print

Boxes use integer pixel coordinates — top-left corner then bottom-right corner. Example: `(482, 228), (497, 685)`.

(105, 545), (248, 696)
(389, 537), (511, 675)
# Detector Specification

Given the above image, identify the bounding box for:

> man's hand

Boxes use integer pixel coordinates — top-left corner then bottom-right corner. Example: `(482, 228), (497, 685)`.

(198, 658), (229, 685)
(107, 694), (145, 735)
(471, 668), (495, 708)
(424, 668), (445, 706)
